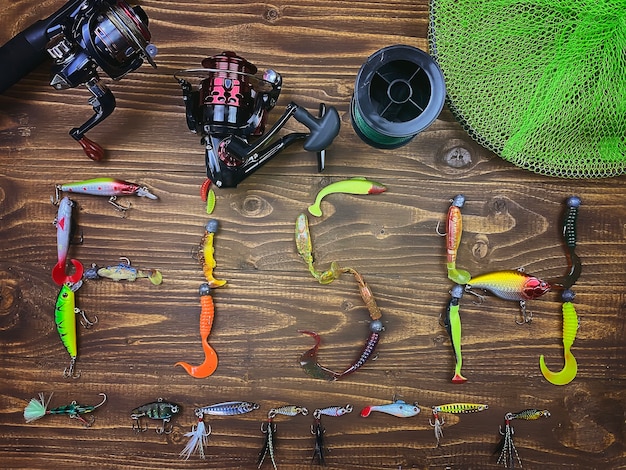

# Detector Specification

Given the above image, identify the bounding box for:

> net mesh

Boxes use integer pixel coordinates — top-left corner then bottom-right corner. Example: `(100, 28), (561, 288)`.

(428, 0), (626, 178)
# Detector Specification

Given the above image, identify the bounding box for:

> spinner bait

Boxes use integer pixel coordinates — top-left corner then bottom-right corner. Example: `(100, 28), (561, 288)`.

(52, 196), (84, 286)
(441, 194), (471, 284)
(539, 289), (579, 385)
(54, 177), (158, 213)
(311, 405), (353, 465)
(180, 401), (260, 460)
(24, 392), (107, 427)
(131, 398), (181, 434)
(307, 177), (387, 217)
(443, 284), (466, 383)
(86, 257), (163, 285)
(258, 406), (308, 470)
(55, 281), (96, 379)
(175, 283), (219, 378)
(199, 219), (227, 288)
(360, 399), (421, 418)
(430, 403), (488, 447)
(465, 270), (551, 324)
(496, 409), (550, 468)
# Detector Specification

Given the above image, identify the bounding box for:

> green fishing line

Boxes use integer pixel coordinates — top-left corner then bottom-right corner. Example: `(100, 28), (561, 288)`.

(429, 0), (626, 178)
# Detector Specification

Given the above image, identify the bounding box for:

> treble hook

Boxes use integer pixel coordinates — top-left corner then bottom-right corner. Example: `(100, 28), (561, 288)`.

(132, 418), (149, 433)
(76, 307), (98, 329)
(63, 357), (81, 379)
(515, 300), (532, 325)
(108, 196), (132, 214)
(464, 288), (486, 305)
(155, 417), (173, 435)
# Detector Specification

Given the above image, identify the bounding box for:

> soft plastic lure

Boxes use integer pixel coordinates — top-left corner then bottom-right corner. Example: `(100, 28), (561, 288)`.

(175, 283), (219, 378)
(561, 196), (582, 289)
(85, 257), (163, 285)
(258, 406), (308, 470)
(430, 403), (488, 446)
(55, 177), (158, 213)
(307, 177), (387, 217)
(466, 270), (551, 323)
(52, 196), (84, 286)
(298, 331), (341, 381)
(295, 213), (343, 284)
(442, 195), (472, 284)
(55, 281), (96, 379)
(443, 284), (466, 383)
(539, 289), (579, 385)
(131, 398), (181, 434)
(311, 405), (353, 465)
(24, 392), (107, 427)
(200, 219), (227, 288)
(360, 399), (420, 418)
(496, 409), (550, 468)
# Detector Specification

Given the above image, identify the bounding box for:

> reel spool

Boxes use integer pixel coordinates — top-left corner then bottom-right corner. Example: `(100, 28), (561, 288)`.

(351, 45), (446, 149)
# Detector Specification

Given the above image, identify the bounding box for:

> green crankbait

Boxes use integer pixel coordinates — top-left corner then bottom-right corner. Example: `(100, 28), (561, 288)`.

(307, 177), (386, 217)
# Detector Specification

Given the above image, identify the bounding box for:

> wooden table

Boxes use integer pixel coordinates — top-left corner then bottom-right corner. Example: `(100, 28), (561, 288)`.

(1, 1), (624, 468)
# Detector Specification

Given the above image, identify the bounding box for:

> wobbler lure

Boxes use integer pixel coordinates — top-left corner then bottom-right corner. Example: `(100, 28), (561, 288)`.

(307, 177), (387, 217)
(175, 283), (219, 378)
(24, 392), (107, 427)
(539, 290), (579, 385)
(466, 270), (551, 324)
(441, 195), (471, 284)
(55, 177), (158, 213)
(258, 406), (308, 470)
(443, 284), (466, 383)
(131, 398), (181, 434)
(52, 196), (84, 286)
(360, 399), (420, 418)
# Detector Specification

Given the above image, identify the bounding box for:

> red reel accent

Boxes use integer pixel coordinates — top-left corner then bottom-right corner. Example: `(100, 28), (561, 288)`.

(77, 137), (105, 161)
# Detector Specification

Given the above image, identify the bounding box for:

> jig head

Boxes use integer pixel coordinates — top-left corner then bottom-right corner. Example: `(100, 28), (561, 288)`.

(0, 0), (157, 161)
(175, 52), (340, 188)
(307, 177), (387, 217)
(24, 392), (107, 427)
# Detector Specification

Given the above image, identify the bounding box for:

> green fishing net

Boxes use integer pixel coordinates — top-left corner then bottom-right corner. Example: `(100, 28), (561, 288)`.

(428, 0), (626, 178)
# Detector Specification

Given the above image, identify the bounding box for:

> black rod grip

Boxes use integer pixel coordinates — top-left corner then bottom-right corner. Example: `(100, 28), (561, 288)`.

(0, 23), (50, 93)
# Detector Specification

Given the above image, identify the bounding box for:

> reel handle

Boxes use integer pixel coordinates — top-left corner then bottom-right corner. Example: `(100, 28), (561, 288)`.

(293, 104), (340, 152)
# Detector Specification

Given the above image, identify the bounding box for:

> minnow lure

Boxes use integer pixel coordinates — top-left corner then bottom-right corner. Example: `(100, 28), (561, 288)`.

(131, 398), (181, 434)
(52, 196), (84, 286)
(496, 409), (550, 468)
(311, 405), (353, 465)
(360, 399), (420, 418)
(466, 270), (551, 324)
(443, 284), (466, 383)
(181, 401), (260, 460)
(430, 403), (488, 446)
(85, 257), (163, 285)
(441, 195), (472, 284)
(307, 177), (387, 217)
(539, 289), (579, 385)
(295, 213), (343, 284)
(55, 281), (96, 379)
(258, 406), (308, 470)
(54, 177), (158, 213)
(175, 283), (219, 378)
(200, 219), (227, 288)
(24, 392), (107, 427)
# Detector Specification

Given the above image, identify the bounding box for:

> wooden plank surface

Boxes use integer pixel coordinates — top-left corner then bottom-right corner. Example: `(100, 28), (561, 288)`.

(0, 1), (625, 469)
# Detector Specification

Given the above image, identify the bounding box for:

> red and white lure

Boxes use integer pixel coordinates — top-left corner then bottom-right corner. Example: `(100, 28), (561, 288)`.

(52, 196), (83, 286)
(54, 177), (157, 214)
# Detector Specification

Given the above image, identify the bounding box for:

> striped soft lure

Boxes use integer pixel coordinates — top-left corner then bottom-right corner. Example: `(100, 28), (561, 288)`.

(196, 401), (259, 416)
(200, 219), (227, 288)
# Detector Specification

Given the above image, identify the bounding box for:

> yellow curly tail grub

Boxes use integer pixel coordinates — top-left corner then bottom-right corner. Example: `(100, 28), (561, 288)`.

(539, 301), (578, 385)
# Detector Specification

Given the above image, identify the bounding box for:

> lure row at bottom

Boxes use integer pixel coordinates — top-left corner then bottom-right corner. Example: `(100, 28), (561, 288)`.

(23, 393), (550, 468)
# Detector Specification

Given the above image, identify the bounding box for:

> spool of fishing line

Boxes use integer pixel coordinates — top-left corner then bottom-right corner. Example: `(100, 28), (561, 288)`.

(351, 45), (446, 149)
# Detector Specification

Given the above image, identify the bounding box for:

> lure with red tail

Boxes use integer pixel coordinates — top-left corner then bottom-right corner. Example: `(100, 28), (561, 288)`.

(308, 177), (387, 217)
(52, 196), (83, 286)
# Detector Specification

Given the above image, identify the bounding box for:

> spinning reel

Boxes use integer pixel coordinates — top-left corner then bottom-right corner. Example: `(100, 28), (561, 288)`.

(0, 0), (157, 161)
(175, 51), (341, 188)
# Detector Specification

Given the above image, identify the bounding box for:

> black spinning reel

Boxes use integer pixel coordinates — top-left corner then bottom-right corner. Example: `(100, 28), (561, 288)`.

(0, 0), (157, 161)
(175, 51), (341, 188)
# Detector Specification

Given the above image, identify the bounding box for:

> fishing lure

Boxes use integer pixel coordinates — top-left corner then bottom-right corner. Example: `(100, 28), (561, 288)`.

(55, 281), (96, 379)
(430, 403), (488, 446)
(295, 213), (343, 284)
(299, 331), (341, 381)
(54, 177), (158, 213)
(258, 406), (308, 470)
(495, 409), (550, 468)
(175, 283), (219, 378)
(440, 194), (472, 284)
(311, 405), (353, 465)
(85, 257), (163, 285)
(180, 401), (260, 460)
(338, 319), (384, 377)
(131, 398), (181, 434)
(307, 177), (387, 217)
(199, 219), (227, 288)
(561, 196), (582, 289)
(24, 392), (107, 427)
(52, 196), (84, 286)
(539, 289), (579, 385)
(360, 398), (421, 418)
(465, 270), (551, 324)
(443, 284), (466, 383)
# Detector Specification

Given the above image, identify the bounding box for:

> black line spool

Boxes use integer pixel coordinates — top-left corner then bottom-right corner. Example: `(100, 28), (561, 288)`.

(351, 45), (446, 149)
